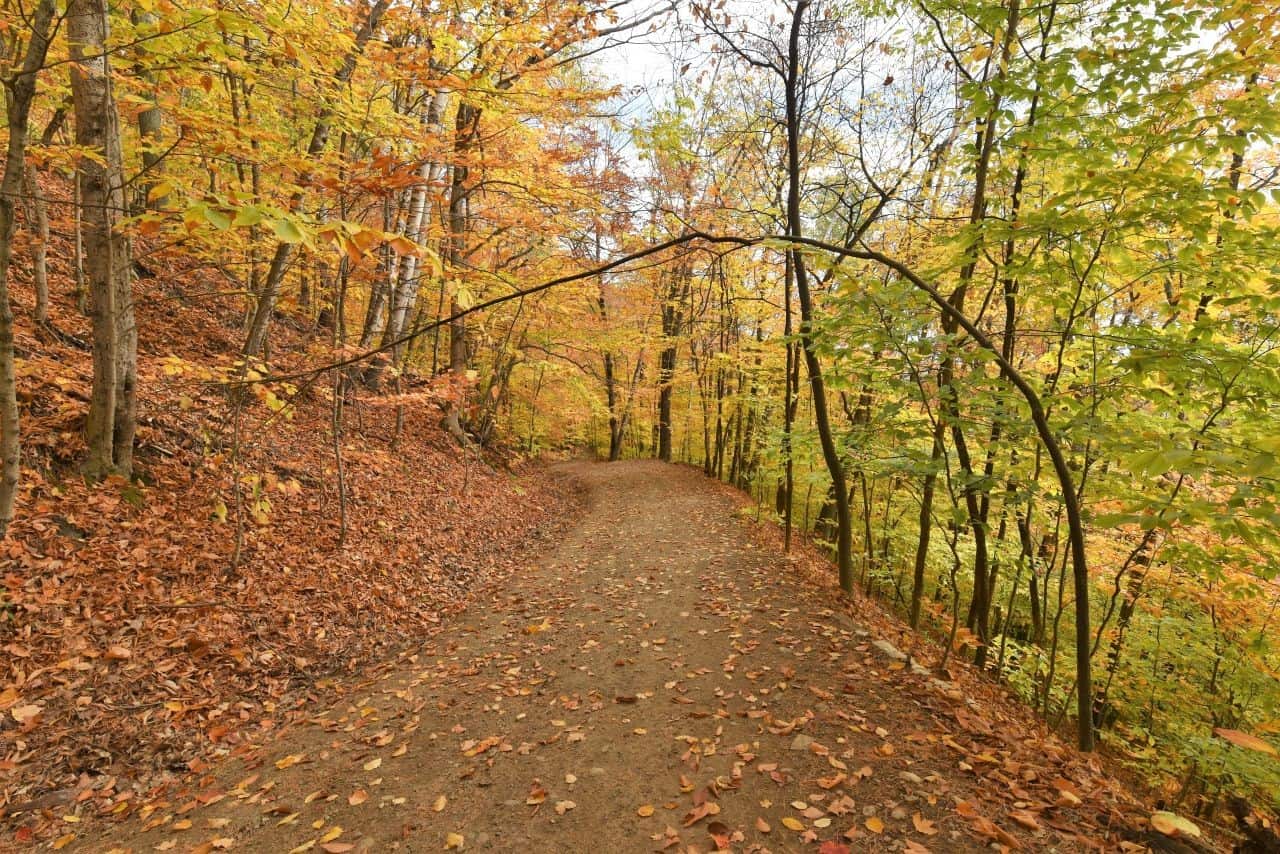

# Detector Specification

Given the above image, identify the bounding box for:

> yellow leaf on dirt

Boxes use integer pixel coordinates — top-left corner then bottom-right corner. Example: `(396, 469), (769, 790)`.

(637, 804), (655, 817)
(433, 795), (447, 812)
(275, 753), (305, 770)
(362, 757), (382, 771)
(52, 834), (76, 850)
(865, 816), (885, 833)
(781, 817), (804, 831)
(445, 832), (465, 849)
(348, 790), (367, 806)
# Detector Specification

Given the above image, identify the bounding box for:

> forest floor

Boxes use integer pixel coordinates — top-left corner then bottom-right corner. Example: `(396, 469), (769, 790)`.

(73, 461), (1157, 853)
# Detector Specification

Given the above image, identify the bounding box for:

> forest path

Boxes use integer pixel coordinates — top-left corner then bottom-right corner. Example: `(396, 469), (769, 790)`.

(87, 461), (1129, 853)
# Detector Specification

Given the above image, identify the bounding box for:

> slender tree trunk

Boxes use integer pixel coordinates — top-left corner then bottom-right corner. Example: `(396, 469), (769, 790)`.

(0, 0), (57, 536)
(785, 0), (852, 590)
(131, 9), (165, 210)
(656, 263), (688, 462)
(446, 101), (480, 376)
(20, 166), (48, 325)
(71, 0), (137, 477)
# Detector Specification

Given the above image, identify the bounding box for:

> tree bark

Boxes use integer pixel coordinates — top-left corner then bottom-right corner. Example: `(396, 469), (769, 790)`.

(20, 165), (49, 325)
(785, 0), (853, 590)
(0, 0), (57, 535)
(71, 0), (137, 477)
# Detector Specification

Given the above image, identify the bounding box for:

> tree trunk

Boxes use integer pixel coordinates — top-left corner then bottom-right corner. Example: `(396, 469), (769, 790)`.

(786, 0), (852, 590)
(0, 0), (57, 536)
(71, 0), (136, 478)
(20, 165), (48, 324)
(381, 89), (448, 359)
(446, 100), (480, 376)
(131, 9), (165, 210)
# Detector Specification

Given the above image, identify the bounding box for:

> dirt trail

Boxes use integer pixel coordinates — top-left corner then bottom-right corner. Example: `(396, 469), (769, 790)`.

(83, 461), (1138, 853)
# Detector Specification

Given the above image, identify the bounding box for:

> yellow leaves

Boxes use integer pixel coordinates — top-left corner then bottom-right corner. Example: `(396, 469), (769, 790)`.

(865, 816), (885, 834)
(781, 817), (804, 831)
(362, 757), (382, 771)
(347, 789), (368, 806)
(460, 736), (500, 757)
(274, 753), (305, 770)
(52, 833), (76, 849)
(433, 794), (447, 812)
(444, 831), (465, 849)
(636, 804), (655, 817)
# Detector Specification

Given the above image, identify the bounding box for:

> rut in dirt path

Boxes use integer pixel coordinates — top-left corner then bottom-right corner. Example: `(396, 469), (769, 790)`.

(87, 461), (1138, 854)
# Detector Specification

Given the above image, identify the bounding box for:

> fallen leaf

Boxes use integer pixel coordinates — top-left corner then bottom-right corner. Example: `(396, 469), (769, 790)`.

(1213, 728), (1278, 756)
(1151, 811), (1201, 839)
(275, 753), (305, 770)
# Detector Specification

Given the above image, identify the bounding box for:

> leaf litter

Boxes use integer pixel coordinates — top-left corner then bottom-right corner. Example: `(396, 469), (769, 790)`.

(62, 462), (1177, 851)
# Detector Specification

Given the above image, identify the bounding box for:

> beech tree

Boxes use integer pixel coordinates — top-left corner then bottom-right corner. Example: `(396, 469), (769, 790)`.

(69, 0), (136, 477)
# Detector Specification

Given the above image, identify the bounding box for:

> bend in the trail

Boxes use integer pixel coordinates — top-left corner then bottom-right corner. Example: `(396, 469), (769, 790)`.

(88, 461), (1142, 853)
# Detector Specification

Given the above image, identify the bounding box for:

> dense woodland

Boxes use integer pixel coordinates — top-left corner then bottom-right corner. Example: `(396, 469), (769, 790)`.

(1, 0), (1279, 843)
